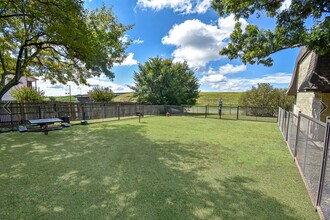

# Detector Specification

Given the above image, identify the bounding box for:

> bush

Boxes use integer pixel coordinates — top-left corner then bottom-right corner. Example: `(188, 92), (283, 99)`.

(48, 96), (56, 101)
(10, 86), (44, 102)
(239, 83), (294, 116)
(88, 86), (114, 102)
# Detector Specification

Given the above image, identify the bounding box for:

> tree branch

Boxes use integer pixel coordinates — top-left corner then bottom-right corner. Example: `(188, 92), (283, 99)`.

(0, 50), (7, 74)
(0, 13), (30, 19)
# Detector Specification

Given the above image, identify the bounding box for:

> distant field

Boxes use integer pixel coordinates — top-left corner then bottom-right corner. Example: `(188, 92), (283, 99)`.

(196, 92), (242, 106)
(44, 96), (78, 102)
(49, 92), (243, 105)
(113, 93), (136, 102)
(112, 92), (243, 105)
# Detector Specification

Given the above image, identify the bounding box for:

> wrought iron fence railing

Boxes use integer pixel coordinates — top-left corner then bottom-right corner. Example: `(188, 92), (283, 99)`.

(278, 107), (330, 220)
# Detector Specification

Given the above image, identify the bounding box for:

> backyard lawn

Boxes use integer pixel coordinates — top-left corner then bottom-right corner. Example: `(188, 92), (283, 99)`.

(0, 116), (319, 219)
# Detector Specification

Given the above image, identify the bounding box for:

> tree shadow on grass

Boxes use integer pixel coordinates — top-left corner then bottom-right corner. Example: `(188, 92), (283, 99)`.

(0, 123), (306, 219)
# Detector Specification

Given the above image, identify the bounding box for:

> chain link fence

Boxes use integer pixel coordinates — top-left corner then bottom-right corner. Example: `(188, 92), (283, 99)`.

(278, 107), (330, 220)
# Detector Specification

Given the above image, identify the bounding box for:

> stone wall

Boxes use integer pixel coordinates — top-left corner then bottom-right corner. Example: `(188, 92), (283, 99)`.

(297, 52), (313, 88)
(293, 92), (316, 118)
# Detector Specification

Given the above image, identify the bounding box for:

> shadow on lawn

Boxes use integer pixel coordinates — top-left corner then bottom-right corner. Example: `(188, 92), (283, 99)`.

(0, 123), (299, 219)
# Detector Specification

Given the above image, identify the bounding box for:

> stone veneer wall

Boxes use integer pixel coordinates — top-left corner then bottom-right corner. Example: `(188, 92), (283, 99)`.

(297, 52), (313, 89)
(293, 92), (315, 118)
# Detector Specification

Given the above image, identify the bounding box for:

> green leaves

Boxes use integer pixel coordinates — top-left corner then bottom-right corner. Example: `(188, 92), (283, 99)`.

(10, 86), (44, 102)
(0, 1), (131, 99)
(239, 83), (294, 110)
(130, 57), (199, 105)
(88, 86), (115, 103)
(212, 0), (330, 66)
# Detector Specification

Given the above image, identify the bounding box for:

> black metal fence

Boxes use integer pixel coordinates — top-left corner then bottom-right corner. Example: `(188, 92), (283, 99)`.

(186, 105), (277, 122)
(278, 107), (330, 220)
(0, 101), (278, 132)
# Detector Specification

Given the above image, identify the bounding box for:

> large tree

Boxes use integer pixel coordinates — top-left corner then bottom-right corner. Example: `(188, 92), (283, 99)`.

(211, 0), (330, 66)
(130, 57), (199, 105)
(0, 0), (132, 99)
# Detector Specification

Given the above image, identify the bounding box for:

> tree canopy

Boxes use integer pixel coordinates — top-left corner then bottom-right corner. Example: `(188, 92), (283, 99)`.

(130, 57), (199, 105)
(0, 0), (132, 99)
(88, 86), (115, 103)
(239, 83), (294, 110)
(211, 0), (330, 66)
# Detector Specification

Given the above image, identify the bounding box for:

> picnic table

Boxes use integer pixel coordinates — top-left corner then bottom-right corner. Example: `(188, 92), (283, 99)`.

(28, 118), (63, 135)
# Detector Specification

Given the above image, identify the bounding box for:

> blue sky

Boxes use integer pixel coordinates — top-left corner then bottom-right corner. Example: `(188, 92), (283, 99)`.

(38, 0), (298, 96)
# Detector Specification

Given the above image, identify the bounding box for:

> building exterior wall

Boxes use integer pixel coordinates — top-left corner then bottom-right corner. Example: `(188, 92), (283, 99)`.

(292, 52), (316, 118)
(297, 52), (313, 88)
(293, 92), (316, 118)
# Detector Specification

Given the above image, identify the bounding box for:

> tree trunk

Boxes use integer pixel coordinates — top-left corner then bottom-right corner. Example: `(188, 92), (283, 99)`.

(0, 46), (24, 100)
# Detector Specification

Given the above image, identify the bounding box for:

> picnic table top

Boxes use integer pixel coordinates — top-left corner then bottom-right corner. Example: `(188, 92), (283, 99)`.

(28, 118), (63, 124)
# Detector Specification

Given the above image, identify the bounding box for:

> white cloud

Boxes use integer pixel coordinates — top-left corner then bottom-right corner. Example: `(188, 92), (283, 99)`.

(200, 74), (226, 83)
(120, 35), (129, 43)
(137, 0), (212, 14)
(206, 64), (246, 75)
(37, 75), (132, 97)
(133, 38), (144, 44)
(280, 0), (291, 11)
(162, 15), (248, 68)
(121, 35), (144, 45)
(86, 77), (130, 92)
(114, 53), (138, 66)
(219, 64), (246, 74)
(250, 73), (292, 84)
(200, 72), (292, 92)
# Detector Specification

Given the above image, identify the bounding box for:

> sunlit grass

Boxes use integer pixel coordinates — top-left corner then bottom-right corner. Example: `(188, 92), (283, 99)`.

(0, 117), (318, 219)
(196, 92), (243, 106)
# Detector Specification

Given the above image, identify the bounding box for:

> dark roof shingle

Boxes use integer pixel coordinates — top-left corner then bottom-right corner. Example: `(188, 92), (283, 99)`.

(287, 47), (330, 95)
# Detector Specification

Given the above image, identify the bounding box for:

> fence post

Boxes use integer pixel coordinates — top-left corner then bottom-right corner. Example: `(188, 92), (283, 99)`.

(205, 105), (208, 118)
(278, 107), (281, 125)
(281, 111), (286, 133)
(117, 104), (120, 120)
(236, 106), (239, 120)
(38, 105), (41, 119)
(103, 103), (106, 119)
(316, 116), (330, 208)
(10, 105), (14, 132)
(285, 112), (291, 141)
(293, 111), (302, 158)
(82, 105), (86, 120)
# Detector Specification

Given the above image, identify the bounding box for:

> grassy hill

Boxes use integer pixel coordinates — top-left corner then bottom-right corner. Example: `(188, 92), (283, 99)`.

(112, 92), (243, 106)
(196, 92), (242, 106)
(113, 93), (136, 102)
(44, 96), (78, 102)
(48, 92), (242, 105)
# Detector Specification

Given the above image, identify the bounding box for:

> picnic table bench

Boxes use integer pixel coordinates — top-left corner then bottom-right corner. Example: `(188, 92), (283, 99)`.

(28, 118), (63, 135)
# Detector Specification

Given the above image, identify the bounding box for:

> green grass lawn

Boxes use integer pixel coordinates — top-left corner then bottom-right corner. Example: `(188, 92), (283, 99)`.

(0, 117), (318, 219)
